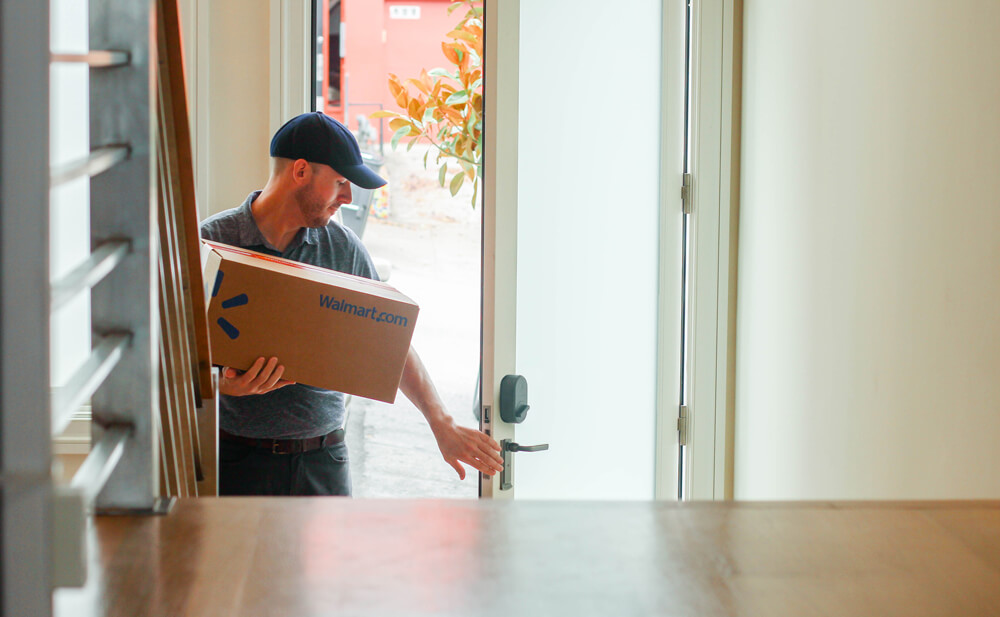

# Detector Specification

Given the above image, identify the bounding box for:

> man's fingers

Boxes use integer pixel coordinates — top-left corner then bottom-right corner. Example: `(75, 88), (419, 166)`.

(454, 441), (503, 476)
(480, 442), (503, 471)
(473, 450), (503, 474)
(260, 363), (286, 390)
(219, 358), (295, 396)
(462, 429), (504, 469)
(469, 442), (503, 471)
(433, 424), (506, 479)
(247, 357), (279, 389)
(471, 459), (494, 477)
(470, 427), (501, 451)
(448, 459), (466, 480)
(236, 357), (266, 385)
(478, 438), (504, 467)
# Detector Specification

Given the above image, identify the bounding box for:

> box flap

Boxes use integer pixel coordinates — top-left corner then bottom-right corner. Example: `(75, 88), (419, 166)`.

(202, 239), (415, 306)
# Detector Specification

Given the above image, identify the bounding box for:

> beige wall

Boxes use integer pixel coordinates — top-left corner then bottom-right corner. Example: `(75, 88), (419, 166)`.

(193, 0), (272, 216)
(181, 0), (311, 217)
(736, 1), (1000, 498)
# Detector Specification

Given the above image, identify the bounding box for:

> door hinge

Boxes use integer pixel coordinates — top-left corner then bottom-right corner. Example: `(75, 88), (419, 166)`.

(677, 404), (689, 446)
(681, 173), (693, 214)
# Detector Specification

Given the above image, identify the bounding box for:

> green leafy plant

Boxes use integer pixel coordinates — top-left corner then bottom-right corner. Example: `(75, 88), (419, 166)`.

(371, 0), (483, 207)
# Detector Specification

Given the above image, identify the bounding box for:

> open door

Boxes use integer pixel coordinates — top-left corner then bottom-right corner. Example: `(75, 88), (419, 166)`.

(481, 0), (687, 499)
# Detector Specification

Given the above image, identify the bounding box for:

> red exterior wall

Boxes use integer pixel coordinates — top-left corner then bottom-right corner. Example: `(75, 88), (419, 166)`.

(383, 1), (460, 104)
(324, 0), (459, 143)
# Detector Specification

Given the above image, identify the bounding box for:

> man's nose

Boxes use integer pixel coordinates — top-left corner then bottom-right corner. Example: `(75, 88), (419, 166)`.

(341, 183), (352, 203)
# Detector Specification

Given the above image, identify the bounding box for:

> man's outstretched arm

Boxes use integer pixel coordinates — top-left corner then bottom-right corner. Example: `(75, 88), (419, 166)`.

(398, 346), (504, 479)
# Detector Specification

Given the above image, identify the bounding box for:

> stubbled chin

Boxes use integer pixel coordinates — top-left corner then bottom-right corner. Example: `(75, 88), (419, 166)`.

(307, 204), (340, 227)
(309, 212), (334, 227)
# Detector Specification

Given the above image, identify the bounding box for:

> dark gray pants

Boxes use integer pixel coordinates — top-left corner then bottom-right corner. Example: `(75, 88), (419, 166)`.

(218, 439), (352, 496)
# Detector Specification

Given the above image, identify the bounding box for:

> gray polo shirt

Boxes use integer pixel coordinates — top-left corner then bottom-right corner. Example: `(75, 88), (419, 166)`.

(200, 191), (379, 439)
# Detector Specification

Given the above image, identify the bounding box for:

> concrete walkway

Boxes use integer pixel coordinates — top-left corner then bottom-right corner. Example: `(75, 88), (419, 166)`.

(345, 146), (481, 498)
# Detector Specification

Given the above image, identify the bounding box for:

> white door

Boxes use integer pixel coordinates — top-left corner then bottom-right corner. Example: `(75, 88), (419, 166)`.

(480, 0), (687, 499)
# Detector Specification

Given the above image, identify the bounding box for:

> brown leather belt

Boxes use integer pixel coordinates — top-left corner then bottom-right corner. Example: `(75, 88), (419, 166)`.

(219, 427), (345, 455)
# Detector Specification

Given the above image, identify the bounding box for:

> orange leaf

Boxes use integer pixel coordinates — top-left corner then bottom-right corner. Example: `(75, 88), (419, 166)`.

(388, 118), (410, 132)
(396, 92), (410, 109)
(406, 77), (430, 95)
(442, 42), (461, 65)
(448, 29), (478, 46)
(470, 40), (482, 57)
(408, 98), (422, 120)
(388, 75), (409, 109)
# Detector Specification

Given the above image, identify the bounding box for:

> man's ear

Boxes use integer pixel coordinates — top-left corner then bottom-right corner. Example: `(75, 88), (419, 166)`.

(291, 159), (312, 183)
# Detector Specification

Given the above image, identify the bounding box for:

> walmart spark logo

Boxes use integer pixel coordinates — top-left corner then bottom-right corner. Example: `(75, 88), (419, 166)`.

(212, 271), (248, 340)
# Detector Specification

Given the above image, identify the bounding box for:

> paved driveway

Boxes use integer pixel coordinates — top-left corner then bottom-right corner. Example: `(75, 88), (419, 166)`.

(346, 146), (481, 498)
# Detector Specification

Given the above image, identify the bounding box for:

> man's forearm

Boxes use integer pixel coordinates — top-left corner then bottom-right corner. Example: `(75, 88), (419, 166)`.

(398, 345), (504, 479)
(398, 346), (451, 430)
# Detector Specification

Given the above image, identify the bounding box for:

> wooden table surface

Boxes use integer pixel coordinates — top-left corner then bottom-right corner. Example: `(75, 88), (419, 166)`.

(55, 499), (1000, 617)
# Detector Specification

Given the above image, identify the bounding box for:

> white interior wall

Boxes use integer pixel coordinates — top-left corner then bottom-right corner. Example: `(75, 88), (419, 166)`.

(736, 0), (1000, 499)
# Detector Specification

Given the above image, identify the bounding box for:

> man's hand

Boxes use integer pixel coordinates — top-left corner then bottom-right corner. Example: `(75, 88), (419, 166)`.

(430, 416), (504, 480)
(219, 356), (295, 396)
(398, 346), (503, 480)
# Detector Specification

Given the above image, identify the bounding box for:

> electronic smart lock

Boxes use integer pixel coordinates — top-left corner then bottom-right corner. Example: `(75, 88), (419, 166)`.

(498, 374), (549, 490)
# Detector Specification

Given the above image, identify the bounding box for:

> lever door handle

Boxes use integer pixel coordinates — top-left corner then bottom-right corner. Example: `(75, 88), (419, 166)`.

(504, 442), (549, 453)
(499, 439), (549, 491)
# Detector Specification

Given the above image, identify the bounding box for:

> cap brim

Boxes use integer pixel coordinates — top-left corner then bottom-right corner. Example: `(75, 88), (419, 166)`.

(338, 164), (387, 190)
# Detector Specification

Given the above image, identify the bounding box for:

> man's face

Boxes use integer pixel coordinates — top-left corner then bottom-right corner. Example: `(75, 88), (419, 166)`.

(295, 164), (353, 227)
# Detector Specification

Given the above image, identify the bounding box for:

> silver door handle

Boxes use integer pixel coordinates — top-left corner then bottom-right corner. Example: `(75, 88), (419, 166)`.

(504, 442), (549, 453)
(499, 439), (549, 491)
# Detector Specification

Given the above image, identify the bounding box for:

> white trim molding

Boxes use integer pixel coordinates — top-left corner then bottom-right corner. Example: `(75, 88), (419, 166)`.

(269, 0), (313, 135)
(653, 0), (688, 501)
(185, 0), (212, 219)
(479, 0), (519, 500)
(684, 0), (741, 500)
(53, 408), (93, 457)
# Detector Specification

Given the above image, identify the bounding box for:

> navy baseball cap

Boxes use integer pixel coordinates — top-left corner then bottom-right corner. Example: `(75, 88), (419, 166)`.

(270, 112), (387, 189)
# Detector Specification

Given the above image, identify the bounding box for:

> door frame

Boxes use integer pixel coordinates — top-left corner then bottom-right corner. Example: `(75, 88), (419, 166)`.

(683, 0), (742, 500)
(180, 0), (742, 499)
(480, 0), (691, 500)
(480, 0), (519, 499)
(654, 0), (692, 501)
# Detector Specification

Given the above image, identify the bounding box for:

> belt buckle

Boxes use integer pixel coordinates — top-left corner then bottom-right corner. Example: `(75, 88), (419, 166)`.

(271, 440), (285, 455)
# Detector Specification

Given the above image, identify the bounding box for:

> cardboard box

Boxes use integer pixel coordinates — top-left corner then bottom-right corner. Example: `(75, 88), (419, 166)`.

(201, 240), (419, 403)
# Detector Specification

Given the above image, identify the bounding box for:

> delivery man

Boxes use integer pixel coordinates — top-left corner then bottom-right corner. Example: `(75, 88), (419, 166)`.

(200, 111), (503, 496)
